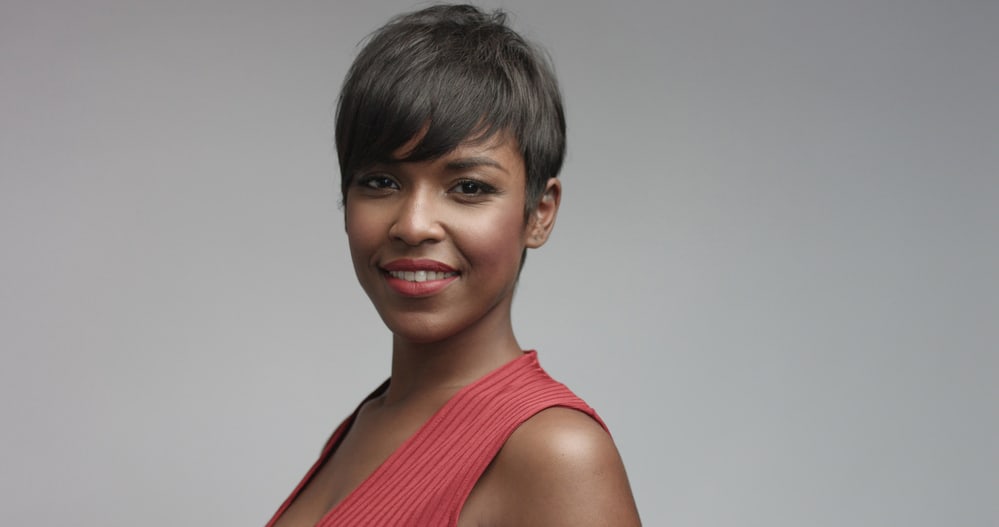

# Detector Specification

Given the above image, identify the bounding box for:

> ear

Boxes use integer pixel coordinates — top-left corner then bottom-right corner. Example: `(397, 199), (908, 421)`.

(526, 177), (561, 249)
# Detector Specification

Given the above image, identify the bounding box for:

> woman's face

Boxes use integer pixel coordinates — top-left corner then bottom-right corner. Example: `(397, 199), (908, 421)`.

(344, 134), (557, 345)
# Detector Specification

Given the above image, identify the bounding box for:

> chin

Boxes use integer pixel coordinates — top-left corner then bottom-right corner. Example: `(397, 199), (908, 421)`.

(381, 313), (460, 346)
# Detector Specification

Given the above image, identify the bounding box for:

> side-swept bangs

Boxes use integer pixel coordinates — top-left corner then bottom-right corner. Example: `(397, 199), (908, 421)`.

(335, 5), (565, 214)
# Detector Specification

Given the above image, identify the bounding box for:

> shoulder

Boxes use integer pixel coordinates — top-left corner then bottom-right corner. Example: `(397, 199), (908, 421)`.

(479, 406), (641, 526)
(507, 406), (613, 468)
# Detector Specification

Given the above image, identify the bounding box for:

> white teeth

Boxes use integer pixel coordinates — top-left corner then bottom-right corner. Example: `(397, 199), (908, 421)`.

(388, 270), (457, 282)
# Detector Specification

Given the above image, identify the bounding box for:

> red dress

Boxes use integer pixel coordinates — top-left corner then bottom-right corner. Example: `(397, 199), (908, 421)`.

(266, 351), (606, 526)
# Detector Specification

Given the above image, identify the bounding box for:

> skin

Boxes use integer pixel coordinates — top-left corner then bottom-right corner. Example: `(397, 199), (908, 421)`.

(273, 133), (640, 527)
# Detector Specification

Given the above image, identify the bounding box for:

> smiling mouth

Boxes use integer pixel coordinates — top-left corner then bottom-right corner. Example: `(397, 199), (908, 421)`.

(387, 270), (458, 282)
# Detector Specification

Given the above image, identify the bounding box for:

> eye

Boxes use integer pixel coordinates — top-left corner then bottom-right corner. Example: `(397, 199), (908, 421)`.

(357, 174), (398, 190)
(451, 179), (497, 196)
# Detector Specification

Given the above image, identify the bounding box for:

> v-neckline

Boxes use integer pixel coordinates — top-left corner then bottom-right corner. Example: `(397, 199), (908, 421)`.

(268, 351), (536, 527)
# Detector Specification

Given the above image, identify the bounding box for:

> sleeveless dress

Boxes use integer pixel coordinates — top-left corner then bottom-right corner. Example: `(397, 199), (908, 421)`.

(265, 351), (606, 527)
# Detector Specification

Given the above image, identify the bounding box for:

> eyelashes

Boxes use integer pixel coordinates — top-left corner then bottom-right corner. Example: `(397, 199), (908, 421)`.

(451, 179), (498, 196)
(353, 173), (500, 200)
(355, 173), (398, 190)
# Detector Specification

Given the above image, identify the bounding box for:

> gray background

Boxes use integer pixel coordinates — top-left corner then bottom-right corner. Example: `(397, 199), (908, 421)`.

(2, 1), (997, 526)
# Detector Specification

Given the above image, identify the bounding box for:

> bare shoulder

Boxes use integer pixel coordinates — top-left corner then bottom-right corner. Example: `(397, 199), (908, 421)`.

(479, 407), (642, 526)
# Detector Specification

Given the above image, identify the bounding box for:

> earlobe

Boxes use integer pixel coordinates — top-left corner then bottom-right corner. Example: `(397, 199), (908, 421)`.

(526, 178), (561, 249)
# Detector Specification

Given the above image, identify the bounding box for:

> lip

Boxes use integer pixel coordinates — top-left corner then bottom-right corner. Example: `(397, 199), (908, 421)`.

(380, 258), (459, 297)
(381, 259), (457, 273)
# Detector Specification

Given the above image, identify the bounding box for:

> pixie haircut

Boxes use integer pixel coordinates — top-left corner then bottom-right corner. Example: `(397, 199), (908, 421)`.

(335, 4), (566, 215)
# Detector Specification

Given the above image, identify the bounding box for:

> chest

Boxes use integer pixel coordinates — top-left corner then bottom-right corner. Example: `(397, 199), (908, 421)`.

(265, 354), (574, 527)
(271, 399), (446, 527)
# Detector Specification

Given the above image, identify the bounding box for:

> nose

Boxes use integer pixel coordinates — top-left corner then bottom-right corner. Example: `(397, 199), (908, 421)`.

(388, 189), (446, 246)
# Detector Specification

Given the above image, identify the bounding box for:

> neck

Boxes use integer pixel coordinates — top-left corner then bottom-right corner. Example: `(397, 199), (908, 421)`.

(383, 308), (523, 406)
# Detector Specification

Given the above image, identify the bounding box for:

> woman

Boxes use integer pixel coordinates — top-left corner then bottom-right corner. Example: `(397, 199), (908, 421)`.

(267, 5), (640, 526)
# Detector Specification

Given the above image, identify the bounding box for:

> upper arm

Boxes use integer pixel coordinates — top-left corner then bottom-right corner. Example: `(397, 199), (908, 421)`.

(486, 407), (641, 527)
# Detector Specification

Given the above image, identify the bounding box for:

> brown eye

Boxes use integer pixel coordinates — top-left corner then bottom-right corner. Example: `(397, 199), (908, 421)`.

(451, 179), (496, 196)
(359, 175), (398, 190)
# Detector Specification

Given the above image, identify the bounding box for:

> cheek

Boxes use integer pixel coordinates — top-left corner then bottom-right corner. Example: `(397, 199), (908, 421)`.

(460, 207), (527, 270)
(345, 203), (382, 262)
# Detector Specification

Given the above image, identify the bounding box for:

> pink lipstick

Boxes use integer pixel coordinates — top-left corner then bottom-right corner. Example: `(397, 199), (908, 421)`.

(381, 259), (459, 297)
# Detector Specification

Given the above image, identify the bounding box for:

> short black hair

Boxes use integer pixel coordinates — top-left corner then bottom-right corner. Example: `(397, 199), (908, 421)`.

(335, 4), (566, 215)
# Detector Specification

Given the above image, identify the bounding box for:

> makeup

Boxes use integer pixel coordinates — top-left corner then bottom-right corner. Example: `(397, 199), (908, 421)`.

(381, 259), (459, 297)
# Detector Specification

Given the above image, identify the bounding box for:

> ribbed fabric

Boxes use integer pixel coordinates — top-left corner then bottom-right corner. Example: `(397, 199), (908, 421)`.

(266, 351), (605, 527)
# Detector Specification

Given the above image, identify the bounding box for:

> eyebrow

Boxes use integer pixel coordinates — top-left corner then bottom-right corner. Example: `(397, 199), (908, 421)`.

(443, 156), (508, 174)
